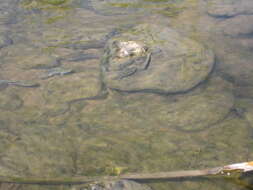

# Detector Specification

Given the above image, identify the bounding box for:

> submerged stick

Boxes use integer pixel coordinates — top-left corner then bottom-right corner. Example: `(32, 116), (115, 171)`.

(122, 161), (253, 180)
(0, 161), (252, 185)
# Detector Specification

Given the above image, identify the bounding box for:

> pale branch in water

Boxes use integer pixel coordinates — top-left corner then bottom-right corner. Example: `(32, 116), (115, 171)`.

(0, 161), (252, 185)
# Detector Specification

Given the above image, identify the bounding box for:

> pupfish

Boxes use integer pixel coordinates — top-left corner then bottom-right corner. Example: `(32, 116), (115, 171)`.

(0, 80), (39, 87)
(115, 67), (137, 80)
(40, 67), (74, 79)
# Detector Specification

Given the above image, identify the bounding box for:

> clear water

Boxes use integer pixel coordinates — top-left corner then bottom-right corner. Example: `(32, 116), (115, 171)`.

(0, 0), (253, 189)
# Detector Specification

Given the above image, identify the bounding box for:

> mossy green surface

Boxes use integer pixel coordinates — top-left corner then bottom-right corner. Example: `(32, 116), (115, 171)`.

(21, 0), (71, 9)
(41, 0), (67, 6)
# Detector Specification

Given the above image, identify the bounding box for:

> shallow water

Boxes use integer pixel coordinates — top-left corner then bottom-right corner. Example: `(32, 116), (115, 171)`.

(0, 0), (253, 189)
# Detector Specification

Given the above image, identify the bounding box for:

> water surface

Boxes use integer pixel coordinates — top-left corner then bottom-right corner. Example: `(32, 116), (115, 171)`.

(0, 0), (253, 189)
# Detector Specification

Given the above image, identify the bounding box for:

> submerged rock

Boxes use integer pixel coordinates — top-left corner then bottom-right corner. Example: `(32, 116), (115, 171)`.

(17, 52), (61, 70)
(102, 76), (234, 132)
(207, 0), (253, 18)
(43, 72), (101, 103)
(163, 77), (234, 131)
(102, 24), (214, 94)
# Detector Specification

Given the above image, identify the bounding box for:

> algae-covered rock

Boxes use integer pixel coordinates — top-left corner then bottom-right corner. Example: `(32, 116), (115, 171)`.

(100, 76), (234, 132)
(207, 0), (253, 18)
(0, 78), (245, 186)
(42, 55), (102, 106)
(162, 77), (234, 131)
(6, 45), (61, 69)
(102, 24), (214, 94)
(18, 54), (60, 70)
(16, 48), (61, 69)
(203, 114), (253, 166)
(43, 72), (101, 103)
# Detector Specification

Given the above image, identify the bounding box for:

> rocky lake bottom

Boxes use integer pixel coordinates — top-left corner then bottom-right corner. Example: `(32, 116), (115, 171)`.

(0, 0), (253, 189)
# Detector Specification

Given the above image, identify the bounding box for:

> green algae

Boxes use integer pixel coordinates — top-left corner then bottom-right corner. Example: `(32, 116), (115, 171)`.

(41, 0), (67, 6)
(22, 0), (68, 6)
(107, 0), (185, 17)
(46, 15), (65, 24)
(156, 4), (185, 17)
(108, 3), (137, 8)
(21, 0), (73, 10)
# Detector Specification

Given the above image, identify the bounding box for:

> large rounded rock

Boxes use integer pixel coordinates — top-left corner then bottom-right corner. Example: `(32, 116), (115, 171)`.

(76, 76), (234, 133)
(101, 24), (214, 94)
(104, 76), (234, 132)
(163, 77), (234, 131)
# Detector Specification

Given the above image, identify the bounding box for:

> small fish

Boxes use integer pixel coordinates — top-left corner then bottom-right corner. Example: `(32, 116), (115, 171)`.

(64, 53), (99, 62)
(40, 67), (74, 79)
(142, 52), (152, 70)
(118, 53), (151, 70)
(0, 80), (39, 87)
(62, 41), (105, 50)
(118, 59), (135, 70)
(115, 67), (137, 80)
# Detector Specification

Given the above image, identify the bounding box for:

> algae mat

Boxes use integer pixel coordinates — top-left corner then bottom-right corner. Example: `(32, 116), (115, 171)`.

(0, 0), (252, 190)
